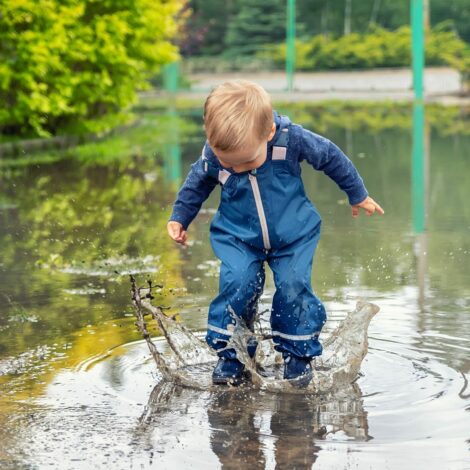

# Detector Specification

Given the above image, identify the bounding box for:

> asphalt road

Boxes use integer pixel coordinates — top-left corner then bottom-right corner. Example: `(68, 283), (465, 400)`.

(190, 67), (462, 95)
(140, 67), (469, 103)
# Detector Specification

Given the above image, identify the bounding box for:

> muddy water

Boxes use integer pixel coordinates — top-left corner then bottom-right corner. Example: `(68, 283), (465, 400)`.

(0, 106), (469, 469)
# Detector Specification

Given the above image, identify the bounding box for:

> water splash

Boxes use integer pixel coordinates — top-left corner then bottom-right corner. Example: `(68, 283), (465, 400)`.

(130, 276), (379, 394)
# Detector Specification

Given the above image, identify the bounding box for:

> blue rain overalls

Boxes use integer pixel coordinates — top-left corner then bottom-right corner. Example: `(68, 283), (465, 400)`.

(203, 115), (327, 360)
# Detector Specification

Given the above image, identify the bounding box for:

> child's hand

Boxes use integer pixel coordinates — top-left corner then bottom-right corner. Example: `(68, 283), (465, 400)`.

(167, 221), (188, 247)
(351, 196), (384, 218)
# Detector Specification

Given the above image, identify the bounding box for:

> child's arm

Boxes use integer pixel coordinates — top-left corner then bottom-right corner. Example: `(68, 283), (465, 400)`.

(299, 127), (384, 217)
(167, 144), (219, 245)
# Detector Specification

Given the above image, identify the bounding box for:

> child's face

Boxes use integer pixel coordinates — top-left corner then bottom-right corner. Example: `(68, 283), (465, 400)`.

(213, 123), (276, 173)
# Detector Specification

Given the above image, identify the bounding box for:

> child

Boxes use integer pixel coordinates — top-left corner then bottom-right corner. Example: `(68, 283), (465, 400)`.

(167, 80), (384, 388)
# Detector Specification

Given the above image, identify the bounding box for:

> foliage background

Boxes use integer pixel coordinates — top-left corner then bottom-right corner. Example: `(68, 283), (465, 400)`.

(0, 0), (184, 137)
(183, 0), (470, 57)
(260, 24), (470, 72)
(2, 0), (470, 139)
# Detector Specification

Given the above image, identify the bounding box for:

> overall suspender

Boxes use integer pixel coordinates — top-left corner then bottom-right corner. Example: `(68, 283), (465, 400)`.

(272, 126), (289, 160)
(201, 152), (231, 185)
(201, 115), (291, 184)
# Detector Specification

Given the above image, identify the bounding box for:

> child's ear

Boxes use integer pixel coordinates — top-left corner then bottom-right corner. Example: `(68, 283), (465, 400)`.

(268, 122), (276, 140)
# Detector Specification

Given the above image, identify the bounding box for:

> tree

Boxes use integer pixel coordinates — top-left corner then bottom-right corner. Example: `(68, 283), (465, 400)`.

(431, 0), (470, 42)
(183, 0), (470, 58)
(181, 0), (239, 56)
(0, 0), (184, 137)
(296, 0), (409, 37)
(224, 0), (286, 56)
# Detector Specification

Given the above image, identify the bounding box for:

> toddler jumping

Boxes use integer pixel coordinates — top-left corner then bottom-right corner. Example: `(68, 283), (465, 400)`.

(167, 80), (384, 388)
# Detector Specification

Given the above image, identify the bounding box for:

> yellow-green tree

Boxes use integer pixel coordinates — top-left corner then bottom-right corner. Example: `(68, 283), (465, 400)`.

(0, 0), (184, 137)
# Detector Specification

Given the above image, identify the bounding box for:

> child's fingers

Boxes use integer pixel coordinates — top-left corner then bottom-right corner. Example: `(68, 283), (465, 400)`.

(173, 231), (188, 247)
(178, 234), (188, 248)
(168, 222), (186, 241)
(374, 201), (385, 215)
(352, 197), (384, 218)
(367, 197), (384, 215)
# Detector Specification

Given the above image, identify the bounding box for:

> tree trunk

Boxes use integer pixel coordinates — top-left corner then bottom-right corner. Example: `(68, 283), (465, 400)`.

(344, 0), (352, 35)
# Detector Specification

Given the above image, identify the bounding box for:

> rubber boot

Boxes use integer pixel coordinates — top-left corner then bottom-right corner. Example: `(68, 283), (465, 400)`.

(212, 357), (246, 386)
(212, 339), (258, 386)
(283, 353), (313, 389)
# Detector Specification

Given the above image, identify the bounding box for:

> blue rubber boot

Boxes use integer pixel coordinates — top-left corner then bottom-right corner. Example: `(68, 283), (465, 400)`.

(283, 354), (313, 389)
(212, 339), (258, 386)
(212, 357), (246, 386)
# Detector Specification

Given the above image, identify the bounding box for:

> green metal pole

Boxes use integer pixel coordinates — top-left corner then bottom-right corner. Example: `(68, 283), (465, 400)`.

(166, 140), (182, 185)
(163, 61), (179, 93)
(286, 0), (296, 92)
(164, 107), (182, 186)
(412, 103), (425, 232)
(411, 0), (425, 233)
(163, 61), (181, 185)
(411, 0), (424, 101)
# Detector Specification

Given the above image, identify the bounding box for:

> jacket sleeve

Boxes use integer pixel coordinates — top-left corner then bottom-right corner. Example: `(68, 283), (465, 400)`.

(298, 127), (369, 205)
(168, 144), (219, 230)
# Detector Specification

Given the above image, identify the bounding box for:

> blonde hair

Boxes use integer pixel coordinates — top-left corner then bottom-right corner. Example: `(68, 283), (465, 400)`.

(203, 79), (273, 152)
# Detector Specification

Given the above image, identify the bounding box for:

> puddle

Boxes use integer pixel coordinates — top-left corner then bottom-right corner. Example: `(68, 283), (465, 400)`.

(1, 106), (470, 468)
(3, 320), (468, 469)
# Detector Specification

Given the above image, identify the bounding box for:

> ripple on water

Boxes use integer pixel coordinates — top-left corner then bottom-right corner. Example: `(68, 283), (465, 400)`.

(5, 293), (470, 470)
(6, 328), (466, 470)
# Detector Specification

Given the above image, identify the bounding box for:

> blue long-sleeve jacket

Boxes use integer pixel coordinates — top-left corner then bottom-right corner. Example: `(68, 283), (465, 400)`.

(169, 111), (368, 236)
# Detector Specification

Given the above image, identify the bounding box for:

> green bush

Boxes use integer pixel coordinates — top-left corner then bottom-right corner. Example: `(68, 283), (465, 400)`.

(0, 0), (183, 137)
(259, 24), (470, 72)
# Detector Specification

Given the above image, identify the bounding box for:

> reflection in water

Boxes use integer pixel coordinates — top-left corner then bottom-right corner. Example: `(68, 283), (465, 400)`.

(207, 390), (367, 469)
(163, 105), (182, 186)
(412, 100), (430, 313)
(1, 104), (470, 468)
(3, 317), (469, 469)
(412, 102), (427, 234)
(137, 377), (369, 469)
(131, 276), (376, 467)
(414, 232), (428, 313)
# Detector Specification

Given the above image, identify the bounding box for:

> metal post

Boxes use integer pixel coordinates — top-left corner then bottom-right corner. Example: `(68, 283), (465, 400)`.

(411, 0), (426, 234)
(411, 0), (424, 102)
(286, 0), (296, 92)
(167, 140), (182, 185)
(163, 61), (179, 93)
(163, 61), (181, 185)
(164, 106), (182, 186)
(412, 103), (425, 232)
(411, 0), (428, 310)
